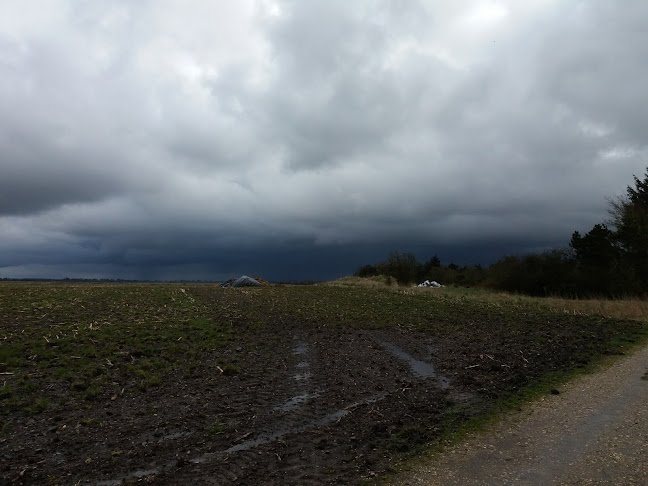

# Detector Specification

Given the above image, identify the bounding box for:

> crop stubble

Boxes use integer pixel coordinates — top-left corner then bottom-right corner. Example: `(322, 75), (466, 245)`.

(0, 282), (646, 485)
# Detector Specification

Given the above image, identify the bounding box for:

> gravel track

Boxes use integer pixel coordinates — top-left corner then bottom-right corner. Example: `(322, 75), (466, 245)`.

(389, 343), (648, 486)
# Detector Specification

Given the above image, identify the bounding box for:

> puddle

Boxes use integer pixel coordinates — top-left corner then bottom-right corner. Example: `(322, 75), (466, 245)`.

(223, 410), (350, 454)
(201, 395), (384, 457)
(140, 429), (192, 445)
(274, 391), (320, 412)
(95, 467), (165, 485)
(94, 432), (192, 484)
(381, 341), (437, 377)
(96, 393), (387, 484)
(189, 408), (353, 462)
(382, 341), (450, 388)
(272, 339), (315, 414)
(164, 431), (191, 440)
(293, 343), (308, 355)
(132, 468), (159, 478)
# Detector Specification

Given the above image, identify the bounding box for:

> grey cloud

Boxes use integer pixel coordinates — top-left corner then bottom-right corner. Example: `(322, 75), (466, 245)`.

(261, 0), (440, 170)
(1, 1), (648, 281)
(0, 31), (158, 215)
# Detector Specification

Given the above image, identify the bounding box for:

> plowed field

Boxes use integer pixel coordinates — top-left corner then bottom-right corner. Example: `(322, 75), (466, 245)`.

(1, 282), (646, 485)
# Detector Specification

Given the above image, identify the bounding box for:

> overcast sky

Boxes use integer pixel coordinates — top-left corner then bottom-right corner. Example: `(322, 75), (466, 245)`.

(1, 0), (647, 281)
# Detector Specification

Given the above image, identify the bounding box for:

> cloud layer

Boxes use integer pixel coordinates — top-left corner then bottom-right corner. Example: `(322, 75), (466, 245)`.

(1, 0), (647, 280)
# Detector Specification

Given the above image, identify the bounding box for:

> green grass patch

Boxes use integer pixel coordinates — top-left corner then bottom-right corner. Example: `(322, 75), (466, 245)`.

(209, 424), (225, 435)
(0, 384), (13, 400)
(27, 397), (49, 414)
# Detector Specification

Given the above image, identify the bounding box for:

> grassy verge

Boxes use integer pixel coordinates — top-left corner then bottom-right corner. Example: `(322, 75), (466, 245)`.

(330, 275), (648, 322)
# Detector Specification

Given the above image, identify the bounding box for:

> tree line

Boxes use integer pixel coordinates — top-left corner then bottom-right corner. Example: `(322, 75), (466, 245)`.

(355, 167), (648, 298)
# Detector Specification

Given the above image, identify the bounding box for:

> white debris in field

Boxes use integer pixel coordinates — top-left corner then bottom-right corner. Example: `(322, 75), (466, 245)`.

(417, 280), (444, 288)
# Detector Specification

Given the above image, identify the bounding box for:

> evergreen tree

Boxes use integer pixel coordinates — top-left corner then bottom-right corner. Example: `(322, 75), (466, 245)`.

(570, 224), (618, 268)
(608, 167), (648, 291)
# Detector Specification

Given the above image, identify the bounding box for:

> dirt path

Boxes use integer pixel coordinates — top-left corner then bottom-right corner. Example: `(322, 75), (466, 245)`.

(389, 344), (648, 486)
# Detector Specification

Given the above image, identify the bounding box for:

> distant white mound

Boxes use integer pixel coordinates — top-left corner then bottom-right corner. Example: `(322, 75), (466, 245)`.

(221, 275), (264, 287)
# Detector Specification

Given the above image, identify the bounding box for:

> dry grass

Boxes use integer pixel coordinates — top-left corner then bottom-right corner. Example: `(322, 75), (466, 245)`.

(329, 276), (648, 322)
(436, 288), (648, 322)
(533, 295), (648, 322)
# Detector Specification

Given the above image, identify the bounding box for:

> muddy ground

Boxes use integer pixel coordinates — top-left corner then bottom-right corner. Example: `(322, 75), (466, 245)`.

(1, 283), (646, 485)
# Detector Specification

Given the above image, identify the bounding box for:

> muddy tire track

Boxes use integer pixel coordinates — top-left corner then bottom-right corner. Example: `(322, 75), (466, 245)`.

(83, 323), (453, 485)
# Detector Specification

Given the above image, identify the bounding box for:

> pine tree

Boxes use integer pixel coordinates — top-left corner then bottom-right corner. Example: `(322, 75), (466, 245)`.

(608, 167), (648, 290)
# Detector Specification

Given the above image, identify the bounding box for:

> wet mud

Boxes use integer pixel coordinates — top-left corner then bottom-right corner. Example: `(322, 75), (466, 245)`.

(3, 320), (456, 485)
(2, 284), (643, 485)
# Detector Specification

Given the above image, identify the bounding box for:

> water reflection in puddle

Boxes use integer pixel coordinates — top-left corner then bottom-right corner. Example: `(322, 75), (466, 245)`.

(141, 429), (193, 445)
(222, 409), (349, 454)
(94, 336), (394, 485)
(274, 391), (320, 412)
(292, 343), (308, 355)
(94, 391), (387, 484)
(197, 395), (383, 458)
(96, 467), (164, 486)
(382, 341), (450, 388)
(276, 339), (314, 412)
(96, 403), (352, 485)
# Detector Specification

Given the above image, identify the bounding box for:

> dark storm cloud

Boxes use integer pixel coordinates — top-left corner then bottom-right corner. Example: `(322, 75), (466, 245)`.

(1, 1), (648, 280)
(0, 28), (161, 215)
(0, 127), (133, 215)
